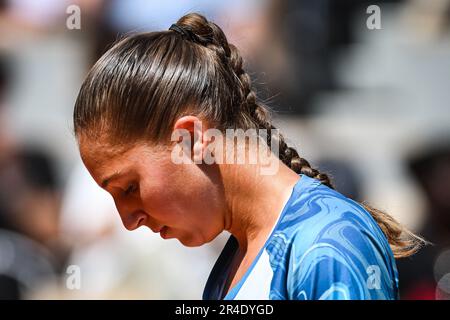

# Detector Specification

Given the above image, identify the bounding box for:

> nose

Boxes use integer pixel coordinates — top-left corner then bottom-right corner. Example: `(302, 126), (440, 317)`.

(121, 210), (148, 231)
(113, 197), (148, 231)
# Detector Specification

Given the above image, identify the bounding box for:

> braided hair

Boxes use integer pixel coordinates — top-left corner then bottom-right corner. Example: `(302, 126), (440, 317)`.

(74, 13), (425, 258)
(172, 14), (335, 187)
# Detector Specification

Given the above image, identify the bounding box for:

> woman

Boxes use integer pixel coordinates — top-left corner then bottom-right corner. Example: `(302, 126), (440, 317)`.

(73, 12), (423, 300)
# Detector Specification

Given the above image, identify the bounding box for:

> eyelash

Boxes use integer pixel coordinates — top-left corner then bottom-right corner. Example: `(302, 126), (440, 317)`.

(124, 183), (138, 196)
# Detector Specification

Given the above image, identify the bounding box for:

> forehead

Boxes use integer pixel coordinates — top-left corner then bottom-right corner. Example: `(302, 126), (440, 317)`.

(79, 133), (120, 163)
(78, 131), (171, 183)
(79, 136), (144, 182)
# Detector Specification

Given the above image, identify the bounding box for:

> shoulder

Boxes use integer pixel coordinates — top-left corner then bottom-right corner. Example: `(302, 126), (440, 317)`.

(279, 182), (399, 300)
(280, 179), (390, 252)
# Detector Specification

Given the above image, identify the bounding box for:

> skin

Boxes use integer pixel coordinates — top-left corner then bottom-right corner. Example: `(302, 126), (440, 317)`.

(79, 116), (300, 292)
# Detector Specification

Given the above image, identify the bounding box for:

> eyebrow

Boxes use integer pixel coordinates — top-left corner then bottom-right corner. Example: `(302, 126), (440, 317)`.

(101, 171), (123, 188)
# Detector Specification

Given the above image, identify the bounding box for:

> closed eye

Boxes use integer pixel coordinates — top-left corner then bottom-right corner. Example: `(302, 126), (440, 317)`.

(124, 183), (138, 196)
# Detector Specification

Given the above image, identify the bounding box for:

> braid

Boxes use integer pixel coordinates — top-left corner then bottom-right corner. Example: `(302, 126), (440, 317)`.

(228, 42), (335, 188)
(167, 12), (425, 258)
(174, 14), (335, 188)
(74, 11), (425, 259)
(176, 14), (231, 66)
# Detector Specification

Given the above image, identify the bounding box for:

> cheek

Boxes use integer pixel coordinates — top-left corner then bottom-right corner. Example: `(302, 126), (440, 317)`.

(140, 177), (216, 223)
(138, 180), (178, 223)
(139, 163), (224, 229)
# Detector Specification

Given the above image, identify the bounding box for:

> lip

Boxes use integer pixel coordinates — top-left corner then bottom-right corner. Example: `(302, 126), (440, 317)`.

(159, 226), (168, 239)
(151, 226), (165, 233)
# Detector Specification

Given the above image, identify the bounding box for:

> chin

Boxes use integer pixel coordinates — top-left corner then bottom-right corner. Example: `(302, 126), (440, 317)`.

(181, 242), (202, 247)
(178, 237), (205, 247)
(175, 233), (208, 247)
(182, 231), (221, 247)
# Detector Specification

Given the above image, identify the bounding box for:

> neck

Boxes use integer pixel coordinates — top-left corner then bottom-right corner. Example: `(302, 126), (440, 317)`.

(220, 156), (300, 252)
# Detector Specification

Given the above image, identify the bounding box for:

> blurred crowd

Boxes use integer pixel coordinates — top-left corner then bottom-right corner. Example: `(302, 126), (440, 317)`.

(0, 0), (449, 299)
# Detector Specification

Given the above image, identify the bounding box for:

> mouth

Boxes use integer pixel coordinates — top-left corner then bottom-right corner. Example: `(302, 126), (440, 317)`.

(151, 225), (165, 233)
(159, 226), (169, 239)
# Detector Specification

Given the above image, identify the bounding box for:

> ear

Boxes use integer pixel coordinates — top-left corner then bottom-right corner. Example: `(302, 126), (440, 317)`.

(172, 116), (208, 163)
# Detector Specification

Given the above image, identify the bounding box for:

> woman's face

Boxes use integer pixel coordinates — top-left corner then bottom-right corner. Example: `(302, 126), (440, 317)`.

(79, 137), (226, 247)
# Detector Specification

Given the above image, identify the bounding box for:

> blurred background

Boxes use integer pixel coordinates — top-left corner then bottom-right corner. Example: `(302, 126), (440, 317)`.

(0, 0), (449, 299)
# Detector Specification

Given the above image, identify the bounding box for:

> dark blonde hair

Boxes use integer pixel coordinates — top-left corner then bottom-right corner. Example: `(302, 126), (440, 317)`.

(74, 12), (425, 258)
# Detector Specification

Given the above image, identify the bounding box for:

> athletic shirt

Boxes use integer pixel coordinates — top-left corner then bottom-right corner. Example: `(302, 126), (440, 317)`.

(202, 174), (399, 300)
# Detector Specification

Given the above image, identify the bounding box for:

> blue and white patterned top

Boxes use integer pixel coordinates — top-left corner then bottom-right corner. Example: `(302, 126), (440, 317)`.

(202, 174), (399, 300)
